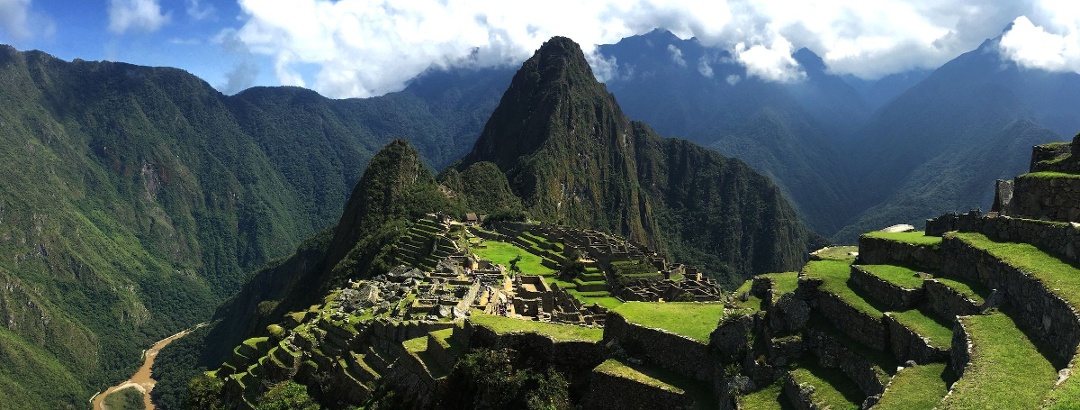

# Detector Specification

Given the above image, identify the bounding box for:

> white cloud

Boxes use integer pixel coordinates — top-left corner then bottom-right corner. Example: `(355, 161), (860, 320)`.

(735, 37), (804, 82)
(108, 0), (170, 34)
(226, 0), (1067, 98)
(186, 0), (214, 20)
(726, 74), (741, 85)
(698, 57), (714, 78)
(998, 1), (1080, 74)
(0, 0), (30, 40)
(667, 44), (686, 67)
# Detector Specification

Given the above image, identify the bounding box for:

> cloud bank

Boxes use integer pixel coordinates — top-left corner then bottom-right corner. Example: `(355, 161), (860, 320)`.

(226, 0), (1078, 98)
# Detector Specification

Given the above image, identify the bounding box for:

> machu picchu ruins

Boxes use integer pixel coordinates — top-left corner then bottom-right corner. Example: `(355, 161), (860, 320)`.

(205, 135), (1080, 409)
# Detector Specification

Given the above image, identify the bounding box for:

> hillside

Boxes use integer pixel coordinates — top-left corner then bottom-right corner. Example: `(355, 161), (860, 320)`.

(183, 121), (1080, 409)
(457, 36), (823, 282)
(0, 44), (506, 409)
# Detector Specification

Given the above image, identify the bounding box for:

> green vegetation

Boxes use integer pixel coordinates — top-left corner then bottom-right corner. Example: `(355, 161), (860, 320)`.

(856, 265), (924, 289)
(888, 310), (953, 349)
(802, 260), (884, 317)
(102, 386), (144, 410)
(736, 379), (789, 410)
(1044, 364), (1080, 409)
(444, 348), (570, 410)
(811, 246), (858, 261)
(761, 271), (800, 295)
(807, 315), (897, 381)
(254, 381), (319, 410)
(471, 240), (556, 275)
(788, 363), (862, 410)
(861, 231), (942, 247)
(593, 359), (682, 392)
(939, 311), (1057, 409)
(612, 302), (726, 343)
(874, 363), (952, 410)
(952, 232), (1080, 309)
(469, 313), (603, 342)
(1020, 171), (1080, 179)
(933, 277), (989, 304)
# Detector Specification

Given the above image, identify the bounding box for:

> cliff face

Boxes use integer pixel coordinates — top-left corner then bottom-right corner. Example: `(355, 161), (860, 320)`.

(458, 37), (822, 283)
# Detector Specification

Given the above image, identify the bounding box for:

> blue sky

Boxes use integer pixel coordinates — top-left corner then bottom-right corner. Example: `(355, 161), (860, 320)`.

(2, 1), (1077, 99)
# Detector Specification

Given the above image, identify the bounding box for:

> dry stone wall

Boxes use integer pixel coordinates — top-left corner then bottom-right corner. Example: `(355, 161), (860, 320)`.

(883, 313), (949, 364)
(811, 291), (887, 351)
(857, 236), (940, 272)
(941, 236), (1080, 364)
(849, 266), (923, 311)
(603, 312), (715, 381)
(582, 368), (698, 410)
(1013, 175), (1080, 223)
(805, 327), (887, 397)
(923, 279), (981, 319)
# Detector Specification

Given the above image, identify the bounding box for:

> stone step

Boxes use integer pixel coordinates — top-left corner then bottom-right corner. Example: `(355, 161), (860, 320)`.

(857, 231), (942, 272)
(940, 310), (1057, 409)
(849, 264), (924, 311)
(942, 232), (1080, 363)
(884, 309), (951, 364)
(873, 362), (952, 410)
(783, 362), (864, 410)
(800, 260), (889, 351)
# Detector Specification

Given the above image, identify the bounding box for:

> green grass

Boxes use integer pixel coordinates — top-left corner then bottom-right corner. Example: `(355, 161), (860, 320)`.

(736, 379), (791, 410)
(932, 277), (989, 304)
(469, 313), (603, 342)
(611, 302), (726, 343)
(732, 279), (764, 310)
(856, 265), (924, 289)
(761, 271), (800, 295)
(873, 363), (952, 410)
(952, 232), (1080, 309)
(861, 231), (942, 247)
(802, 260), (884, 318)
(888, 309), (953, 350)
(807, 315), (897, 381)
(939, 311), (1057, 409)
(1044, 365), (1080, 409)
(402, 336), (428, 353)
(566, 289), (623, 309)
(811, 245), (859, 261)
(592, 359), (716, 409)
(470, 240), (556, 275)
(788, 363), (862, 410)
(1020, 171), (1080, 179)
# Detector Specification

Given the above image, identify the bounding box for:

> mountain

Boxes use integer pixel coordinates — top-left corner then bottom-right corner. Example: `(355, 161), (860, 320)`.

(457, 36), (823, 282)
(595, 29), (860, 235)
(836, 35), (1077, 240)
(0, 44), (507, 409)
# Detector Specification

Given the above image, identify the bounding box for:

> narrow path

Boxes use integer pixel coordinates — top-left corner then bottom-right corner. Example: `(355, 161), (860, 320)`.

(90, 323), (206, 410)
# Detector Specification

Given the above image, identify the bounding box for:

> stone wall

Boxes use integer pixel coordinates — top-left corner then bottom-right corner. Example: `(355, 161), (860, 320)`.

(883, 313), (949, 364)
(849, 265), (923, 311)
(603, 312), (715, 381)
(1030, 141), (1073, 172)
(464, 321), (605, 378)
(923, 279), (981, 320)
(582, 366), (698, 410)
(927, 213), (1080, 266)
(949, 318), (972, 377)
(805, 327), (887, 397)
(782, 372), (817, 410)
(942, 236), (1080, 365)
(813, 292), (887, 351)
(1012, 175), (1080, 223)
(857, 236), (941, 272)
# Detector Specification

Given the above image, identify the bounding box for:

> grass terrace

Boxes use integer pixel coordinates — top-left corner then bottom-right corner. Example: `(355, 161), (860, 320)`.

(732, 279), (764, 310)
(1020, 171), (1080, 179)
(810, 245), (859, 262)
(802, 260), (885, 318)
(736, 380), (790, 410)
(566, 289), (623, 309)
(888, 309), (953, 350)
(470, 240), (555, 275)
(788, 362), (862, 410)
(861, 231), (942, 248)
(1044, 363), (1080, 409)
(951, 232), (1080, 309)
(611, 302), (727, 343)
(469, 312), (603, 342)
(856, 264), (924, 289)
(932, 276), (989, 305)
(592, 359), (716, 409)
(939, 311), (1057, 409)
(807, 315), (896, 381)
(761, 271), (800, 295)
(873, 363), (952, 410)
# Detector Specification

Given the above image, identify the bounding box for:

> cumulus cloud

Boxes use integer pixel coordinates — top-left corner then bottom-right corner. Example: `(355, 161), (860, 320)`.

(108, 0), (170, 34)
(226, 0), (1071, 98)
(0, 0), (54, 41)
(999, 1), (1080, 74)
(698, 57), (714, 78)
